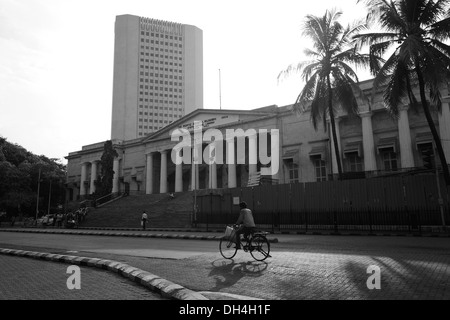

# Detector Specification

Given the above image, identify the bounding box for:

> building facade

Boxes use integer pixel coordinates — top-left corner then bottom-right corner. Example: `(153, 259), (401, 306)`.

(65, 79), (450, 202)
(111, 14), (203, 141)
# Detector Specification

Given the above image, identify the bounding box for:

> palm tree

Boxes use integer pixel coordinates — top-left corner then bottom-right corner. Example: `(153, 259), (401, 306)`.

(279, 10), (377, 180)
(355, 0), (450, 185)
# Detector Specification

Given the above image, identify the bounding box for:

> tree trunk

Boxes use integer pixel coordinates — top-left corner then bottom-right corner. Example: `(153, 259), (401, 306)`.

(327, 75), (343, 180)
(415, 65), (450, 186)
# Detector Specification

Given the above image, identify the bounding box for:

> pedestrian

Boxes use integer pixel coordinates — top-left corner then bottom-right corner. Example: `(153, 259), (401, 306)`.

(56, 213), (63, 227)
(141, 211), (148, 230)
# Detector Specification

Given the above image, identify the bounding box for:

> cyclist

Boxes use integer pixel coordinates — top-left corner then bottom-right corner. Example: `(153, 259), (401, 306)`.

(234, 201), (256, 250)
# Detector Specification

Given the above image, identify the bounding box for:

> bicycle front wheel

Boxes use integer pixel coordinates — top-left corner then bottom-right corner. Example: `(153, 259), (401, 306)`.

(219, 238), (238, 259)
(250, 235), (271, 261)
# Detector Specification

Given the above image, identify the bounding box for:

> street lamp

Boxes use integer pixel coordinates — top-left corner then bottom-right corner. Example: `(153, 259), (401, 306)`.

(47, 179), (52, 216)
(193, 154), (198, 227)
(35, 168), (41, 223)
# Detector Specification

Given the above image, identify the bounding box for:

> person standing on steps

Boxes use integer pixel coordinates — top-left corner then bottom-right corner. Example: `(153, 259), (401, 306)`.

(141, 211), (148, 230)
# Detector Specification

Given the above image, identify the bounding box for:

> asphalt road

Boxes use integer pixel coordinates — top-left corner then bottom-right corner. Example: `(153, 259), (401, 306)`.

(0, 231), (216, 259)
(1, 230), (450, 300)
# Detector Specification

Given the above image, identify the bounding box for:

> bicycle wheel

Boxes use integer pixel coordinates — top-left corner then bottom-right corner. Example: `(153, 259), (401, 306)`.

(219, 237), (238, 259)
(250, 235), (271, 261)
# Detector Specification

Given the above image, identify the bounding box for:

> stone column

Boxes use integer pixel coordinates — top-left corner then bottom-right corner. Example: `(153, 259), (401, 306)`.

(227, 138), (237, 188)
(398, 106), (415, 168)
(112, 158), (120, 194)
(80, 163), (88, 196)
(330, 118), (342, 176)
(145, 153), (154, 195)
(175, 148), (183, 193)
(270, 130), (280, 179)
(160, 150), (168, 194)
(210, 163), (217, 189)
(208, 144), (218, 190)
(248, 134), (258, 175)
(90, 161), (98, 195)
(439, 100), (450, 163)
(191, 145), (200, 191)
(361, 112), (377, 171)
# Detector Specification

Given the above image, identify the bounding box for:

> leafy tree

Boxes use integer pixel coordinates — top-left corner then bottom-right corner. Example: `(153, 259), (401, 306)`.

(355, 0), (450, 185)
(98, 140), (119, 196)
(279, 10), (378, 179)
(0, 136), (66, 216)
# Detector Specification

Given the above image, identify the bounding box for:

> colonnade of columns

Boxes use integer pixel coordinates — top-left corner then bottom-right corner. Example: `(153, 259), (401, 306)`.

(331, 102), (450, 174)
(144, 132), (269, 195)
(439, 99), (450, 161)
(79, 161), (99, 197)
(76, 101), (450, 198)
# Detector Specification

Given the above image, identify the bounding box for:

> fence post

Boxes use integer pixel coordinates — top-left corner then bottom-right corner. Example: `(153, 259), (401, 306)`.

(305, 211), (308, 233)
(333, 210), (338, 233)
(417, 207), (422, 234)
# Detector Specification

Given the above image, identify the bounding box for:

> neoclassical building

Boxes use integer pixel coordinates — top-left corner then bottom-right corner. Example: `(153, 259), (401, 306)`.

(65, 79), (450, 202)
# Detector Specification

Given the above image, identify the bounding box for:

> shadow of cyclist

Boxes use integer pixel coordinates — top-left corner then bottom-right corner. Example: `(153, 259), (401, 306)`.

(207, 258), (268, 291)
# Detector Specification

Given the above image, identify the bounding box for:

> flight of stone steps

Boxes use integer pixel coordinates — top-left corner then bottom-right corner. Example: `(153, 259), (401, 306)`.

(80, 192), (194, 228)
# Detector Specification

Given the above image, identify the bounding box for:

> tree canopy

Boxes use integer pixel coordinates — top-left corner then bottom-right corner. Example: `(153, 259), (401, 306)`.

(0, 136), (66, 217)
(355, 0), (450, 185)
(279, 9), (379, 178)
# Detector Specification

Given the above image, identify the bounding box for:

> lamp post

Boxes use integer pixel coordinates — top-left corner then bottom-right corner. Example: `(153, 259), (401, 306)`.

(35, 168), (41, 223)
(47, 179), (52, 216)
(193, 153), (198, 228)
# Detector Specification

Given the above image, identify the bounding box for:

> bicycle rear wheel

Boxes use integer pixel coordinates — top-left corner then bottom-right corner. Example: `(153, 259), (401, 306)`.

(219, 238), (238, 259)
(250, 235), (271, 261)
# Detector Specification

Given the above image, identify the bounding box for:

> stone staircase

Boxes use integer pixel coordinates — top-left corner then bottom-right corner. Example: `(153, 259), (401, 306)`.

(80, 192), (194, 228)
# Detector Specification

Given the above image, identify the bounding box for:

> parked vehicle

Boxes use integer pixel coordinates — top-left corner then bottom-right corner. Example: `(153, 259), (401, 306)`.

(65, 219), (77, 229)
(41, 214), (54, 226)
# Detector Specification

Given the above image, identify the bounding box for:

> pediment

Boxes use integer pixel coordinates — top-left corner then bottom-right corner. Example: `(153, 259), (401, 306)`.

(141, 108), (275, 142)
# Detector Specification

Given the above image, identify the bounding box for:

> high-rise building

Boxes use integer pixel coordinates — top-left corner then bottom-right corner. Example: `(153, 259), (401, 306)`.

(111, 14), (203, 141)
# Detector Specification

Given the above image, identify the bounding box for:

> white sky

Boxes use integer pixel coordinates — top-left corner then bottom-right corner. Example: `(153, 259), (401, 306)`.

(0, 0), (371, 164)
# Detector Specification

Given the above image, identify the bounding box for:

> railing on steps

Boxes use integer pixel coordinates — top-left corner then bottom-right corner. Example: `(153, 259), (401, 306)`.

(95, 192), (124, 208)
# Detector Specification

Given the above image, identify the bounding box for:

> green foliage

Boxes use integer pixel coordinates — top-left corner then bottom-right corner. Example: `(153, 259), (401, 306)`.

(0, 136), (67, 216)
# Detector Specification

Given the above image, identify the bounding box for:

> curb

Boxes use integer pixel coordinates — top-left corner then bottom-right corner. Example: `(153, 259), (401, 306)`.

(0, 228), (280, 243)
(0, 248), (208, 300)
(276, 231), (450, 238)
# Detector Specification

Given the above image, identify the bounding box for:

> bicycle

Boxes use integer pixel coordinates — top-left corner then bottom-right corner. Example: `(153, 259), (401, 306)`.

(219, 225), (271, 261)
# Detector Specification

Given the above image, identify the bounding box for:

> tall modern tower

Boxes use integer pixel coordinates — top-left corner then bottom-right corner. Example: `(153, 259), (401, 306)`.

(111, 14), (203, 141)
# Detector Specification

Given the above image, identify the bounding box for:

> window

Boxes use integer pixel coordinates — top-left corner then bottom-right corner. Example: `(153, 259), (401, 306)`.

(380, 147), (398, 171)
(418, 142), (434, 169)
(285, 159), (299, 183)
(311, 156), (327, 182)
(345, 152), (363, 172)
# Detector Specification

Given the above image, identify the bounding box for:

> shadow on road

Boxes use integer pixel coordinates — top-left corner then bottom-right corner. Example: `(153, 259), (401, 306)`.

(207, 258), (268, 291)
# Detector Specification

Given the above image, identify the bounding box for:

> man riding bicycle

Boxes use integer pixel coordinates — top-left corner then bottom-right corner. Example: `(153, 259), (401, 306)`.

(234, 201), (256, 250)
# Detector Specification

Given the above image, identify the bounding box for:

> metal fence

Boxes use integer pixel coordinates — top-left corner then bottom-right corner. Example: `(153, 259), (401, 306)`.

(195, 173), (450, 233)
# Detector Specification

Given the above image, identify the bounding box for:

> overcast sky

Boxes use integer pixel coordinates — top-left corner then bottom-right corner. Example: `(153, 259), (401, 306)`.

(0, 0), (371, 164)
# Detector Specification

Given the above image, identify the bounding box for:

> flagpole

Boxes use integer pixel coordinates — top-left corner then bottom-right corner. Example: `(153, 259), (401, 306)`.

(219, 69), (222, 110)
